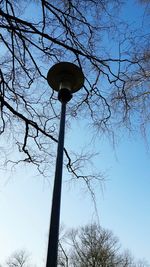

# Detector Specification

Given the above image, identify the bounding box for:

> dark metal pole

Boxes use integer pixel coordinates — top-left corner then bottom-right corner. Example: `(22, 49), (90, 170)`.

(46, 101), (66, 267)
(46, 89), (72, 267)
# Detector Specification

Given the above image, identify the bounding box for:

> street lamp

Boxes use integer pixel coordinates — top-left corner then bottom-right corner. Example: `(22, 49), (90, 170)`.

(46, 62), (84, 267)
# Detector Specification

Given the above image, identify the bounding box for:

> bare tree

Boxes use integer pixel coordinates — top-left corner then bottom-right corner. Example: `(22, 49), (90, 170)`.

(58, 224), (150, 267)
(0, 0), (149, 188)
(6, 250), (30, 267)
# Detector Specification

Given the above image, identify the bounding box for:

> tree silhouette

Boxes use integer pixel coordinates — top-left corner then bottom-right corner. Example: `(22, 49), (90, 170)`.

(0, 0), (149, 187)
(6, 250), (30, 267)
(58, 223), (150, 267)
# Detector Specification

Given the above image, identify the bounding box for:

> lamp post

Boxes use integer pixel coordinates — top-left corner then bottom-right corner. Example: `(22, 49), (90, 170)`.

(46, 62), (84, 267)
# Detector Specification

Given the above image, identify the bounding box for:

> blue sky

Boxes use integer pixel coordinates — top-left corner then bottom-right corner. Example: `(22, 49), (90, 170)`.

(0, 0), (150, 266)
(0, 118), (150, 266)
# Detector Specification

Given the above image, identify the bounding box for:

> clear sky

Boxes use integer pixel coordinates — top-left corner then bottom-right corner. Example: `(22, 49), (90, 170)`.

(0, 121), (150, 266)
(0, 0), (150, 266)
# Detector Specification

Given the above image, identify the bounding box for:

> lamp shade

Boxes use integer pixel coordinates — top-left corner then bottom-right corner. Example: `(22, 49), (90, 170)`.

(47, 62), (84, 93)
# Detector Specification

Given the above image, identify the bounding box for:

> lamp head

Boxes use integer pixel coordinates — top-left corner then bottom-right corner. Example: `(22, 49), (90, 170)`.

(47, 62), (84, 94)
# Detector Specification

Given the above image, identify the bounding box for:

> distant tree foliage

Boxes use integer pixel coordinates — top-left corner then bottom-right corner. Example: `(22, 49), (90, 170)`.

(58, 224), (150, 267)
(6, 250), (30, 267)
(0, 226), (149, 267)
